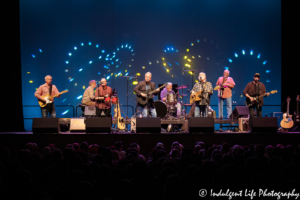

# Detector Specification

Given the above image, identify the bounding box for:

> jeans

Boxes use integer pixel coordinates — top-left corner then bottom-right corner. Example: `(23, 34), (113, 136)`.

(141, 104), (157, 118)
(194, 105), (208, 117)
(41, 104), (56, 118)
(218, 96), (232, 118)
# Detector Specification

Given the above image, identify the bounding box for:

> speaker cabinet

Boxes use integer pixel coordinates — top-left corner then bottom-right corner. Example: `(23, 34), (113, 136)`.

(32, 118), (59, 134)
(188, 117), (214, 133)
(251, 117), (278, 133)
(136, 118), (161, 133)
(230, 106), (250, 119)
(85, 117), (111, 133)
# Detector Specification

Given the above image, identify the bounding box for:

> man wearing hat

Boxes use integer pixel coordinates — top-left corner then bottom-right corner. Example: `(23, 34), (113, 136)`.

(243, 73), (270, 129)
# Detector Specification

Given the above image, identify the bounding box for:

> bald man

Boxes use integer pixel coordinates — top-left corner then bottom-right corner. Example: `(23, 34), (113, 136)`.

(35, 75), (61, 118)
(216, 70), (235, 119)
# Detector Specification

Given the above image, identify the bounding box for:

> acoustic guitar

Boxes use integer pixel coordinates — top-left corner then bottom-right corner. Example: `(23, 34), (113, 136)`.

(137, 83), (168, 105)
(280, 97), (294, 129)
(115, 97), (125, 130)
(38, 90), (68, 107)
(245, 90), (277, 106)
(189, 90), (203, 104)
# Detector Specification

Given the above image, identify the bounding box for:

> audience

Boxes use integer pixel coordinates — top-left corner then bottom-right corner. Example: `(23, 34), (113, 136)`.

(0, 141), (299, 200)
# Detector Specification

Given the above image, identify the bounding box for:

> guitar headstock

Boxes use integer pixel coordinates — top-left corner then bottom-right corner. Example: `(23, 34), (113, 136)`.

(287, 96), (291, 103)
(297, 95), (300, 101)
(270, 90), (277, 94)
(62, 90), (68, 93)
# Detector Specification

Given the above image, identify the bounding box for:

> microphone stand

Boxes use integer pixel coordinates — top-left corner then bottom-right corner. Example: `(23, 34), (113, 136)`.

(121, 75), (137, 130)
(184, 69), (200, 88)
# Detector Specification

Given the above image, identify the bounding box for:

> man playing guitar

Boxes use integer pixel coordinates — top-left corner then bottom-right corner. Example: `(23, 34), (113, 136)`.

(243, 73), (270, 129)
(35, 75), (61, 118)
(134, 72), (160, 117)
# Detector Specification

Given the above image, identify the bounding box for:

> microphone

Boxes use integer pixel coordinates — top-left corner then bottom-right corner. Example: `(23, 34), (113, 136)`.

(182, 67), (184, 75)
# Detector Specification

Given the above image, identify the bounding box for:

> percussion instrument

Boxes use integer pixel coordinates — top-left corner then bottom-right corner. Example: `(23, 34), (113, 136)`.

(153, 101), (168, 118)
(176, 85), (189, 89)
(166, 93), (177, 105)
(104, 97), (111, 104)
(111, 96), (118, 104)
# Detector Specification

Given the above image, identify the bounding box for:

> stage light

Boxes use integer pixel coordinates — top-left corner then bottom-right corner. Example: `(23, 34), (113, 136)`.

(197, 40), (200, 43)
(225, 67), (229, 70)
(191, 43), (194, 46)
(192, 56), (195, 59)
(171, 48), (174, 50)
(242, 50), (245, 55)
(266, 70), (271, 73)
(257, 54), (261, 59)
(106, 54), (110, 57)
(157, 60), (159, 63)
(168, 63), (172, 66)
(228, 59), (232, 63)
(62, 99), (67, 102)
(167, 48), (170, 51)
(74, 47), (77, 50)
(117, 48), (119, 51)
(163, 63), (166, 66)
(266, 80), (270, 82)
(107, 76), (110, 80)
(189, 71), (192, 75)
(89, 42), (91, 45)
(27, 72), (30, 74)
(116, 59), (119, 62)
(65, 69), (68, 72)
(99, 56), (102, 59)
(29, 80), (33, 83)
(104, 65), (109, 69)
(263, 61), (267, 65)
(184, 56), (187, 59)
(136, 73), (140, 76)
(69, 53), (72, 56)
(142, 66), (145, 69)
(131, 49), (134, 52)
(39, 49), (42, 52)
(125, 73), (128, 76)
(187, 59), (191, 62)
(186, 49), (189, 52)
(176, 62), (179, 65)
(176, 50), (178, 52)
(125, 70), (127, 72)
(121, 45), (123, 48)
(162, 57), (165, 60)
(198, 55), (201, 58)
(89, 61), (92, 64)
(69, 78), (74, 82)
(149, 62), (152, 65)
(77, 95), (82, 99)
(112, 55), (116, 58)
(81, 43), (84, 46)
(111, 62), (114, 65)
(82, 86), (85, 89)
(125, 44), (128, 48)
(235, 53), (238, 57)
(164, 50), (167, 52)
(131, 59), (134, 61)
(129, 46), (131, 49)
(105, 58), (109, 61)
(32, 54), (35, 58)
(207, 58), (209, 60)
(75, 83), (77, 86)
(98, 72), (101, 75)
(166, 69), (169, 72)
(250, 50), (253, 55)
(116, 65), (119, 68)
(102, 50), (105, 53)
(133, 81), (138, 85)
(96, 44), (99, 48)
(66, 61), (69, 64)
(62, 110), (69, 115)
(79, 68), (82, 72)
(129, 65), (131, 67)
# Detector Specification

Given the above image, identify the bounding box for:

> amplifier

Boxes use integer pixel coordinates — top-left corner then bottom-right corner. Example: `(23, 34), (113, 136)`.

(84, 106), (96, 116)
(238, 117), (249, 132)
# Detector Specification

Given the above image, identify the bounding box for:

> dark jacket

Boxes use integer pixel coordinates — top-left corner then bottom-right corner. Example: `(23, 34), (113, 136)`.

(134, 81), (159, 107)
(243, 81), (266, 106)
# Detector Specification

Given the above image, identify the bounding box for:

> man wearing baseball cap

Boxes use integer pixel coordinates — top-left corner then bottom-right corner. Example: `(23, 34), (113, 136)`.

(243, 73), (270, 131)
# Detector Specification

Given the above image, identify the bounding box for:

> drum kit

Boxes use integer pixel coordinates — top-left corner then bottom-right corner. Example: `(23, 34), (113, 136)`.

(154, 85), (190, 119)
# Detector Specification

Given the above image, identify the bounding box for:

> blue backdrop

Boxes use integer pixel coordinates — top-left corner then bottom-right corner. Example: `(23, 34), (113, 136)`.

(20, 0), (281, 130)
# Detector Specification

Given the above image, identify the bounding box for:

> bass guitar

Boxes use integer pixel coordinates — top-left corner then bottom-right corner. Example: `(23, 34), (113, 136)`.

(245, 90), (277, 106)
(38, 90), (68, 107)
(280, 97), (294, 129)
(137, 83), (168, 105)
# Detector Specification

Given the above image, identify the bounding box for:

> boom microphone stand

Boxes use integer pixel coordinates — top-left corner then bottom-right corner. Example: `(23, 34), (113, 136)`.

(184, 69), (200, 87)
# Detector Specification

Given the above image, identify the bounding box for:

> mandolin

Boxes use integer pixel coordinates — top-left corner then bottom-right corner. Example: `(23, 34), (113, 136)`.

(38, 90), (68, 107)
(280, 97), (294, 129)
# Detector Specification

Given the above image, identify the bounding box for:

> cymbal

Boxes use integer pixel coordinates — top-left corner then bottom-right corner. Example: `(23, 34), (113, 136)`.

(178, 94), (187, 97)
(183, 103), (192, 106)
(214, 85), (220, 90)
(176, 85), (189, 89)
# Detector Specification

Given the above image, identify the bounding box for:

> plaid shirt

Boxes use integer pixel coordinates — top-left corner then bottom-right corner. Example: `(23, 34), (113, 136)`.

(191, 81), (213, 105)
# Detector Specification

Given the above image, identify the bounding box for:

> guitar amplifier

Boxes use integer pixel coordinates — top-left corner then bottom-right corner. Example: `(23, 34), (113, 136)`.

(238, 117), (249, 132)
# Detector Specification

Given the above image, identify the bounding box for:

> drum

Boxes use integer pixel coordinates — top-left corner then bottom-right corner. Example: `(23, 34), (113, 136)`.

(111, 96), (118, 104)
(166, 93), (177, 105)
(104, 97), (111, 104)
(153, 101), (167, 118)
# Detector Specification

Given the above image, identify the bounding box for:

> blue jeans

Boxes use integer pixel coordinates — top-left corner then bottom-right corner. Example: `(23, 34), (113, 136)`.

(141, 105), (157, 118)
(218, 96), (232, 118)
(41, 104), (56, 118)
(194, 105), (208, 117)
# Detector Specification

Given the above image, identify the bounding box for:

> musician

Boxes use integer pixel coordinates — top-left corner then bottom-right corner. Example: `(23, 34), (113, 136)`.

(191, 72), (213, 117)
(160, 82), (181, 116)
(243, 73), (269, 120)
(134, 72), (160, 117)
(95, 78), (113, 117)
(82, 80), (96, 106)
(34, 75), (61, 118)
(216, 70), (235, 119)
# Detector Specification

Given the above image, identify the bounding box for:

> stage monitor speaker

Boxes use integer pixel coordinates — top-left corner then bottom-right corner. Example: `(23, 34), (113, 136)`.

(136, 117), (161, 133)
(32, 118), (59, 134)
(188, 117), (214, 133)
(70, 118), (85, 132)
(251, 117), (278, 133)
(230, 106), (252, 119)
(85, 117), (111, 133)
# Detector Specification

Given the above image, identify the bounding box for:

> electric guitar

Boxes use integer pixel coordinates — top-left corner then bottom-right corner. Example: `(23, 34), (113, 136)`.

(245, 90), (277, 106)
(38, 90), (68, 107)
(190, 90), (203, 104)
(137, 83), (168, 105)
(280, 97), (294, 129)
